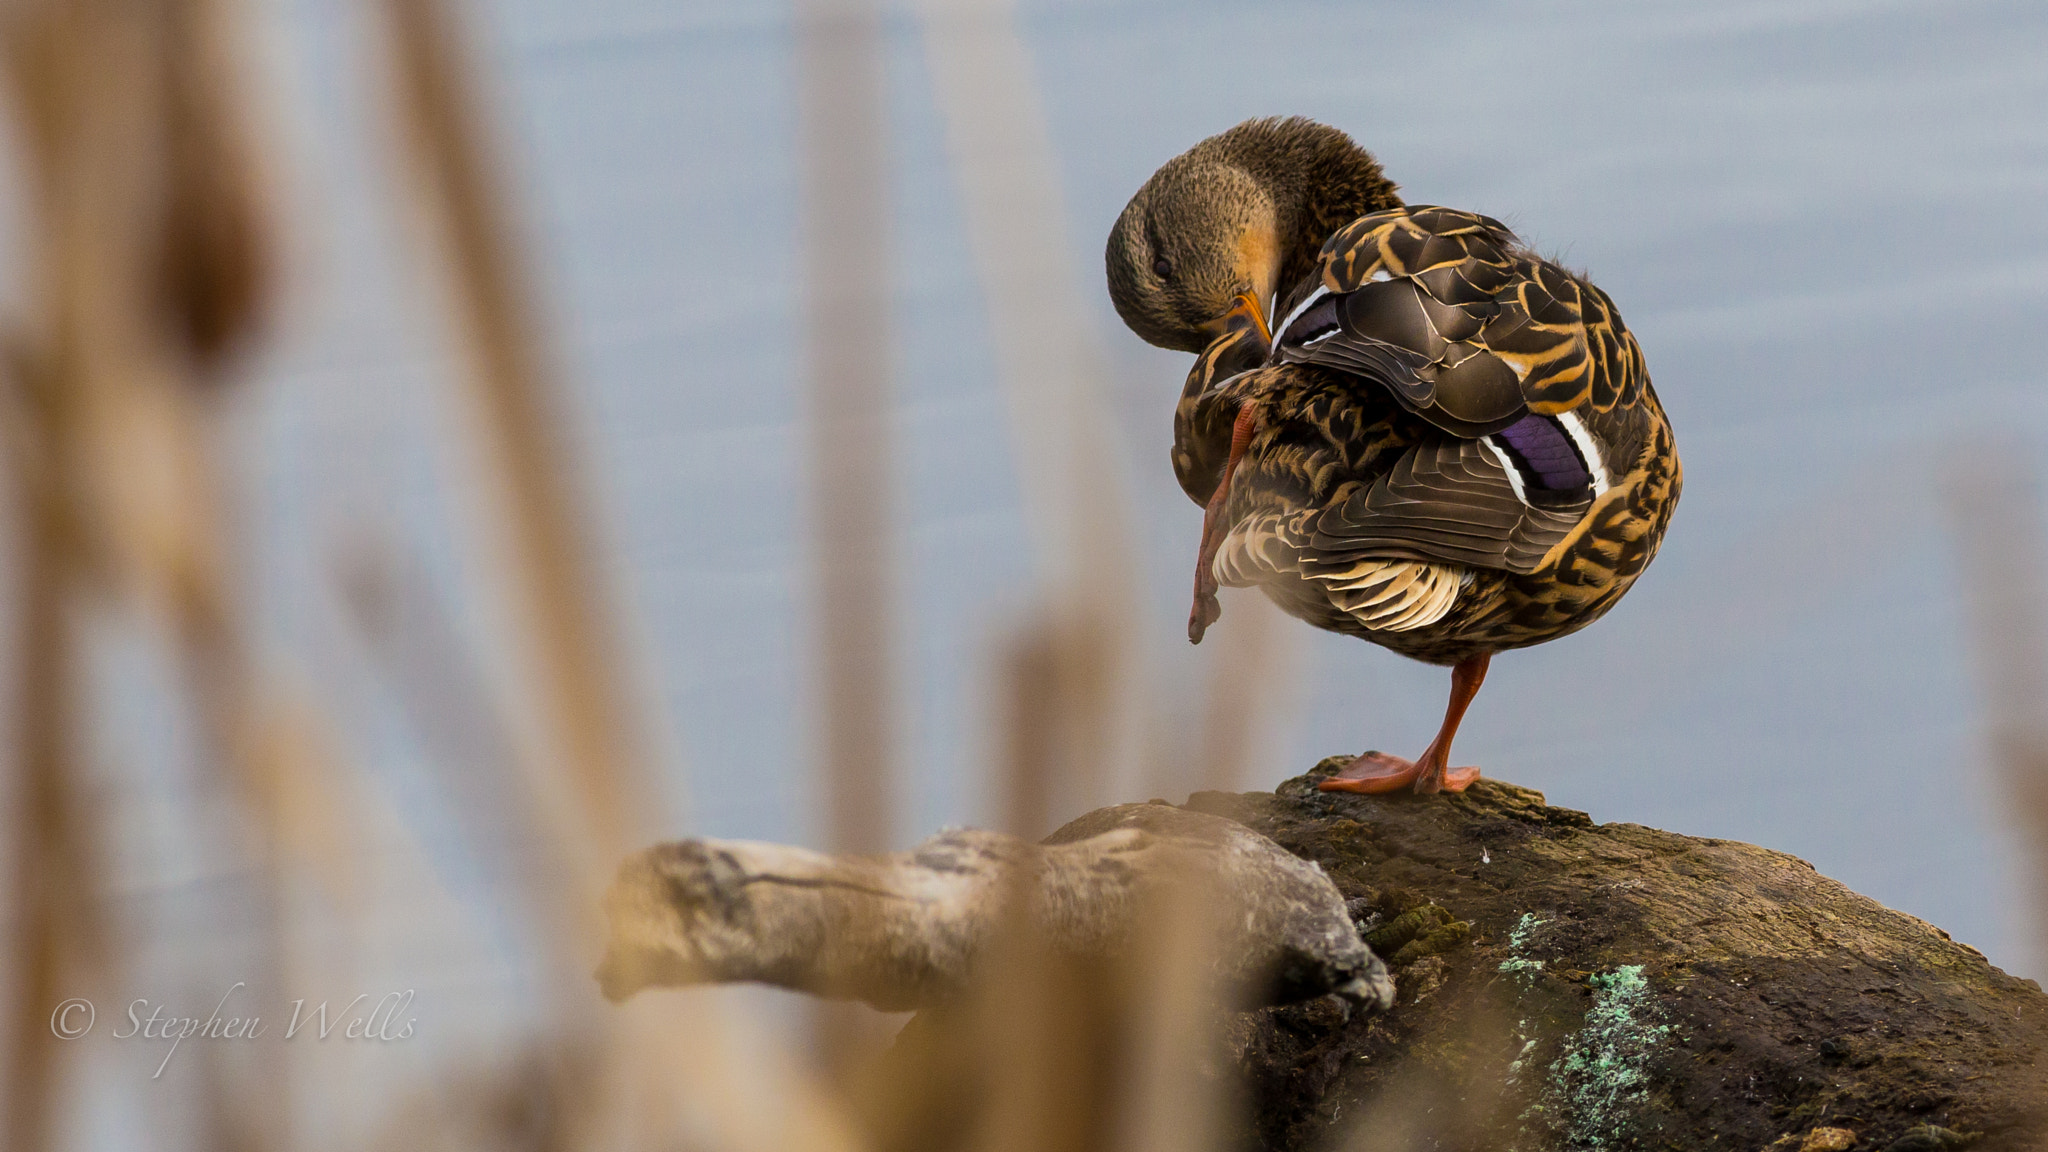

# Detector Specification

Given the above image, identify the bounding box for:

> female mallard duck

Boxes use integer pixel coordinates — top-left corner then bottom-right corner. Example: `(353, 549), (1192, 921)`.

(1106, 118), (1680, 795)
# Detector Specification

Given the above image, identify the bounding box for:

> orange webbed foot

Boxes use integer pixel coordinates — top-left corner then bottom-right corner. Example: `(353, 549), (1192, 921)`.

(1319, 752), (1420, 794)
(1416, 764), (1481, 795)
(1318, 752), (1480, 795)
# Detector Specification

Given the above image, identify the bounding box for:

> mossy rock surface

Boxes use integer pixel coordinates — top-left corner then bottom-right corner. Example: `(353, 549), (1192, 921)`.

(1189, 760), (2048, 1152)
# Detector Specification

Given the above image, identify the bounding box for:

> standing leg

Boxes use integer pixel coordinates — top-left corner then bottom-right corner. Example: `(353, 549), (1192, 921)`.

(1318, 652), (1492, 795)
(1410, 653), (1489, 794)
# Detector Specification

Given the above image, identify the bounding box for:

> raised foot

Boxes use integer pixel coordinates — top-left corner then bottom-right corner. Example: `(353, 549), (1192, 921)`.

(1318, 752), (1480, 796)
(1188, 590), (1221, 644)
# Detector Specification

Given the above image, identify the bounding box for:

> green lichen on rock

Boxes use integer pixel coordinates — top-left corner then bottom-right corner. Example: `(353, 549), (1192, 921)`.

(1530, 964), (1675, 1150)
(1507, 1036), (1541, 1082)
(1499, 912), (1548, 975)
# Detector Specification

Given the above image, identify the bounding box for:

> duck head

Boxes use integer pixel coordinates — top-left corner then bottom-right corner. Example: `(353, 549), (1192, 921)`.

(1106, 117), (1403, 357)
(1107, 160), (1280, 357)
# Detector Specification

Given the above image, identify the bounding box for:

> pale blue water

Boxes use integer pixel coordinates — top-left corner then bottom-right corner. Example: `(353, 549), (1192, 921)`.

(243, 0), (2048, 989)
(44, 1), (2048, 1141)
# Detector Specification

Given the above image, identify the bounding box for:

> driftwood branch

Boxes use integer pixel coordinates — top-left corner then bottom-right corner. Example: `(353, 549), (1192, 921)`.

(597, 803), (1392, 1013)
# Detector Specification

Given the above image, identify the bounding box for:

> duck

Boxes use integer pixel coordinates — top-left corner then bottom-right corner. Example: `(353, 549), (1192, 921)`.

(1105, 118), (1680, 795)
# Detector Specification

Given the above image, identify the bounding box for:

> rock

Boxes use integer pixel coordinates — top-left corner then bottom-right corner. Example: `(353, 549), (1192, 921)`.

(1770, 1131), (1862, 1152)
(1882, 1127), (1979, 1152)
(1200, 761), (2048, 1151)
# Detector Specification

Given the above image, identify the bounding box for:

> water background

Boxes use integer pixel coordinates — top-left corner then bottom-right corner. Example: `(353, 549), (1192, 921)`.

(106, 0), (2048, 1090)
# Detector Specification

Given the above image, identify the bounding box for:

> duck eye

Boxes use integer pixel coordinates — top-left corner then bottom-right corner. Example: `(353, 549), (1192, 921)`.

(1152, 257), (1172, 278)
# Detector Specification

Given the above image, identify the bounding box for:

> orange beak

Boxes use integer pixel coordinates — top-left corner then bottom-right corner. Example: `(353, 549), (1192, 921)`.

(1203, 290), (1272, 358)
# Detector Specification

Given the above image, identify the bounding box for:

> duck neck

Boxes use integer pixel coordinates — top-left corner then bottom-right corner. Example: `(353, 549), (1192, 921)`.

(1213, 122), (1404, 296)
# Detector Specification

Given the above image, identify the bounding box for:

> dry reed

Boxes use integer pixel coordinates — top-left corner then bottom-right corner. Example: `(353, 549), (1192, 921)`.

(376, 0), (650, 863)
(1, 1), (285, 1147)
(918, 0), (1148, 819)
(1941, 443), (2048, 979)
(372, 1), (864, 1147)
(797, 0), (900, 1076)
(0, 0), (1351, 1149)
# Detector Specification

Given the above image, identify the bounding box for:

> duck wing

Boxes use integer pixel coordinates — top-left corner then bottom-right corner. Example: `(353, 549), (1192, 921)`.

(1303, 434), (1587, 576)
(1269, 205), (1646, 438)
(1187, 390), (1594, 646)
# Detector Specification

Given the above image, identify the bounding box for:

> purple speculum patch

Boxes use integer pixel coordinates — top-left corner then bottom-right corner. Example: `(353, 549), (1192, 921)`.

(1493, 414), (1591, 493)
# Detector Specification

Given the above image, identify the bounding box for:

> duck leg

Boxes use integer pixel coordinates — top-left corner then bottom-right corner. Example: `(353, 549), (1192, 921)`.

(1189, 402), (1261, 644)
(1319, 653), (1491, 795)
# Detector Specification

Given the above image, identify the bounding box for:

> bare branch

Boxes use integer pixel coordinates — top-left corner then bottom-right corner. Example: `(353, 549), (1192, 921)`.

(598, 805), (1392, 1013)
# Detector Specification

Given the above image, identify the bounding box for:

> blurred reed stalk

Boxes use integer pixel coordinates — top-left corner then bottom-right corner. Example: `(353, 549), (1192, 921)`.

(0, 0), (1298, 1145)
(979, 624), (1097, 1152)
(0, 0), (298, 1147)
(374, 2), (869, 1148)
(918, 0), (1147, 818)
(1940, 443), (2048, 975)
(1115, 866), (1234, 1152)
(797, 0), (900, 1074)
(375, 0), (666, 1090)
(971, 617), (1244, 1152)
(377, 0), (651, 869)
(798, 0), (895, 859)
(0, 178), (91, 1152)
(337, 535), (587, 998)
(1192, 588), (1298, 798)
(915, 4), (1276, 1144)
(905, 0), (1262, 1089)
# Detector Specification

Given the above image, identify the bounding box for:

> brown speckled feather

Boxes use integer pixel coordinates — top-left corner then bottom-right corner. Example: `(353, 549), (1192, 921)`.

(1273, 205), (1646, 433)
(1175, 208), (1680, 666)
